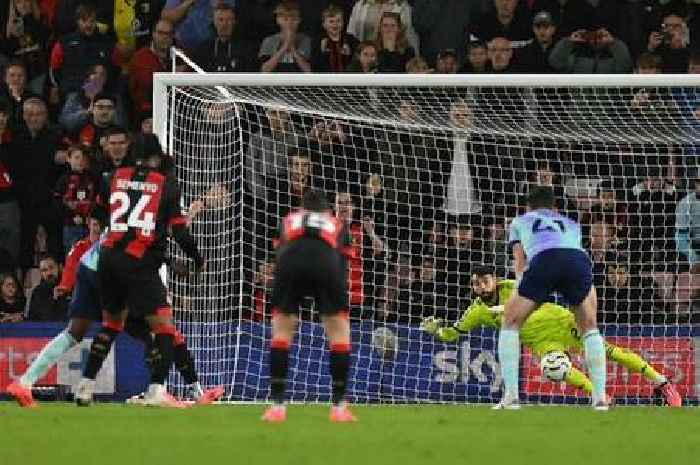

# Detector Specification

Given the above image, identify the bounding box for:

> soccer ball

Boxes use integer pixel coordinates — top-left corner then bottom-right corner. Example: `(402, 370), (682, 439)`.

(540, 351), (572, 382)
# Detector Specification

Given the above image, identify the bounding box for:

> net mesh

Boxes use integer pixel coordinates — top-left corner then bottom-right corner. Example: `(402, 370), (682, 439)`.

(163, 79), (699, 404)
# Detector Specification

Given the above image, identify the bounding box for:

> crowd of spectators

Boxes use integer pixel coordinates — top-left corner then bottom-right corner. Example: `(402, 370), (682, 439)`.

(0, 0), (698, 326)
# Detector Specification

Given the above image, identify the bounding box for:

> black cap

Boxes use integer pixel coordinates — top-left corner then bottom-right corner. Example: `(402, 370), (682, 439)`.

(533, 11), (553, 26)
(93, 93), (116, 105)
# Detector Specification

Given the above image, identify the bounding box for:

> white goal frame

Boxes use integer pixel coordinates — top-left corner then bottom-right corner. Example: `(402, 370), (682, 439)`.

(152, 73), (700, 405)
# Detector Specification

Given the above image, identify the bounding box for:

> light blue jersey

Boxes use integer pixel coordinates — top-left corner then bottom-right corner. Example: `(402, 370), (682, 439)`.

(79, 232), (108, 272)
(508, 209), (583, 260)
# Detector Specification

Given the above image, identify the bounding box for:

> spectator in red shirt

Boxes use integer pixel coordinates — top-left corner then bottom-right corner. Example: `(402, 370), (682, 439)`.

(0, 101), (21, 269)
(0, 272), (25, 322)
(54, 216), (102, 299)
(129, 19), (174, 116)
(54, 145), (97, 254)
(335, 191), (386, 312)
(74, 93), (118, 149)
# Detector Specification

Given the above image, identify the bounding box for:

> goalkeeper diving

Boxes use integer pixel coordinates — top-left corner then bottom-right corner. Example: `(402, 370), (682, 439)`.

(420, 265), (682, 407)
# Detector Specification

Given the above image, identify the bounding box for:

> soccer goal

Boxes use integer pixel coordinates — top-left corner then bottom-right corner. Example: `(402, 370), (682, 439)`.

(153, 72), (700, 405)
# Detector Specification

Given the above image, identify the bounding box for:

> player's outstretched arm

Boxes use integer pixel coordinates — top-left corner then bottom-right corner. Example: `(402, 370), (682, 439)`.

(420, 317), (460, 343)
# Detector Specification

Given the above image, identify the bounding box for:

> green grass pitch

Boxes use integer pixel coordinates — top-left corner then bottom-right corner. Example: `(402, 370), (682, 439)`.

(1, 403), (697, 465)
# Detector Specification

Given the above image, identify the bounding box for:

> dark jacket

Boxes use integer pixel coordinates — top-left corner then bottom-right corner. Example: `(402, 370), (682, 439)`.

(194, 36), (257, 73)
(516, 40), (556, 73)
(27, 280), (69, 322)
(10, 126), (64, 207)
(51, 31), (114, 95)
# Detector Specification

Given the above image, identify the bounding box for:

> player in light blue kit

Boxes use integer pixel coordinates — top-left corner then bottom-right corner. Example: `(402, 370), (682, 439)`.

(497, 186), (608, 410)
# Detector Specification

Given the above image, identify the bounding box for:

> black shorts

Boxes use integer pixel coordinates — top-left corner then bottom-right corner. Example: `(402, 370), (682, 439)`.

(98, 247), (169, 317)
(271, 238), (348, 316)
(518, 248), (593, 306)
(68, 264), (101, 320)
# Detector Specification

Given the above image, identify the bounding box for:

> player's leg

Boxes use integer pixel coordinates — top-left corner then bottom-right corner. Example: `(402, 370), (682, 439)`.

(605, 342), (681, 407)
(76, 252), (128, 406)
(319, 250), (356, 423)
(76, 309), (127, 406)
(498, 291), (539, 409)
(322, 311), (356, 422)
(571, 287), (607, 409)
(261, 309), (299, 422)
(170, 330), (225, 404)
(10, 266), (100, 407)
(141, 305), (188, 408)
(15, 318), (88, 388)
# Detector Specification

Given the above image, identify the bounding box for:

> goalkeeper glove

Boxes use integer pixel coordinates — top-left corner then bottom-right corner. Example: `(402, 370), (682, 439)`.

(420, 316), (444, 336)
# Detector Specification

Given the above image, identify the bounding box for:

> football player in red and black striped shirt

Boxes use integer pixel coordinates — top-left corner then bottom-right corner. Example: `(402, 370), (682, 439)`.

(262, 189), (357, 423)
(76, 136), (204, 408)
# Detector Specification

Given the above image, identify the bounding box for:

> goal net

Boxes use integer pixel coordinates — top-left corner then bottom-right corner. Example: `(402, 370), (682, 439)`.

(154, 73), (700, 405)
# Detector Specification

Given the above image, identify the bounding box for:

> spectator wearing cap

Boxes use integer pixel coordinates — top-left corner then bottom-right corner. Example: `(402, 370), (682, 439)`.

(516, 11), (557, 73)
(549, 23), (632, 73)
(311, 4), (358, 73)
(59, 63), (126, 133)
(347, 0), (419, 54)
(436, 49), (459, 73)
(12, 97), (64, 272)
(74, 93), (118, 149)
(647, 13), (692, 74)
(470, 0), (533, 49)
(193, 4), (256, 73)
(459, 41), (488, 73)
(49, 3), (116, 98)
(129, 19), (175, 116)
(161, 0), (236, 52)
(675, 178), (700, 271)
(259, 1), (312, 73)
(530, 0), (593, 38)
(0, 101), (21, 268)
(412, 0), (478, 66)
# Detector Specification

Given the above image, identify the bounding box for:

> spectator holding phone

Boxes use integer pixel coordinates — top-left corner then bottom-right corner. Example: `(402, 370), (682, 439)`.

(647, 13), (691, 73)
(549, 22), (632, 73)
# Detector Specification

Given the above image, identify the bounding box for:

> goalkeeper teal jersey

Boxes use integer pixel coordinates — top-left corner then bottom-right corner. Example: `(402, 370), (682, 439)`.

(437, 280), (582, 356)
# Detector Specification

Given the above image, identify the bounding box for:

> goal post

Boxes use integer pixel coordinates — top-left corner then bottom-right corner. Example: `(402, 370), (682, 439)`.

(153, 72), (700, 405)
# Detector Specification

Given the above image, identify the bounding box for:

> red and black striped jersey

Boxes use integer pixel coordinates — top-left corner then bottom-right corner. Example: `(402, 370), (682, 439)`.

(100, 166), (187, 261)
(278, 209), (351, 254)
